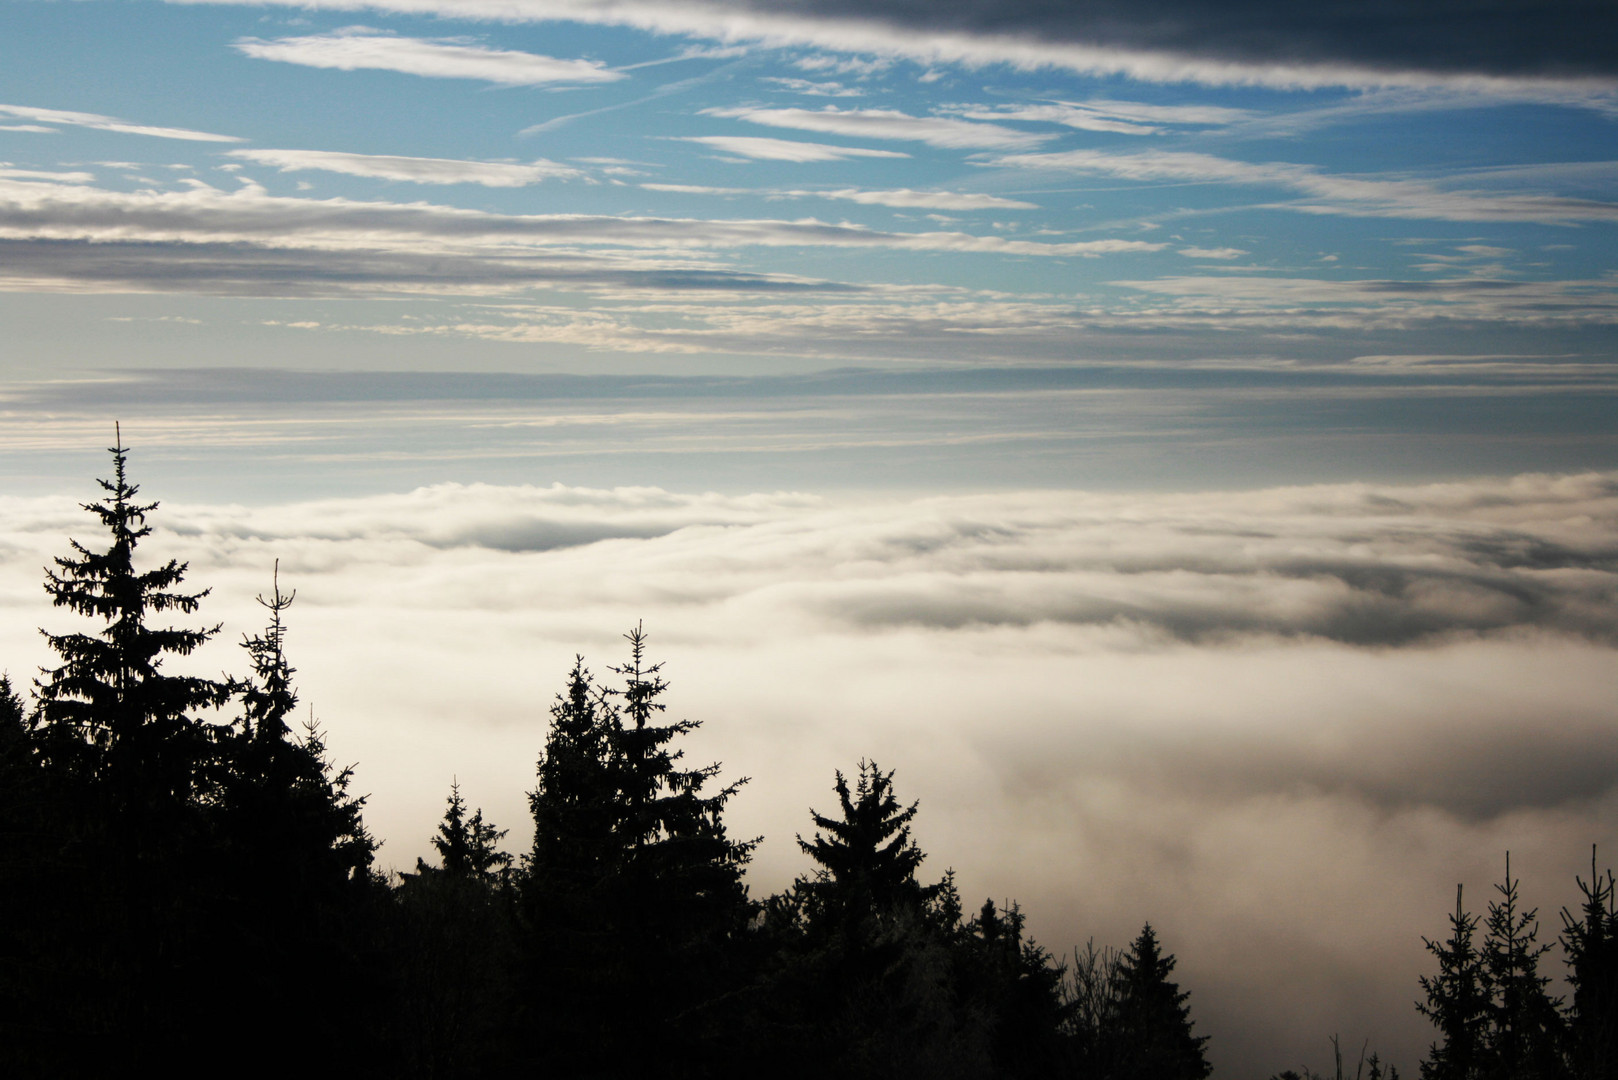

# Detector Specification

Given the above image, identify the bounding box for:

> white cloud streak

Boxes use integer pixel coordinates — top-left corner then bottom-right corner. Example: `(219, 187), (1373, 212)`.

(671, 135), (910, 161)
(0, 174), (1160, 298)
(232, 28), (626, 85)
(703, 104), (1054, 149)
(642, 182), (1037, 209)
(948, 98), (1255, 135)
(987, 148), (1618, 224)
(229, 148), (584, 186)
(0, 103), (241, 143)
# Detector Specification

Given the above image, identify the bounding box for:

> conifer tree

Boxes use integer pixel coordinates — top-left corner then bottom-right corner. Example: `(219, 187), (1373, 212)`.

(796, 759), (938, 934)
(1478, 855), (1567, 1080)
(521, 630), (756, 1077)
(605, 624), (757, 1072)
(1560, 848), (1618, 1080)
(396, 780), (516, 1078)
(421, 781), (511, 884)
(1420, 886), (1491, 1080)
(1112, 922), (1212, 1080)
(34, 428), (230, 809)
(23, 432), (237, 1067)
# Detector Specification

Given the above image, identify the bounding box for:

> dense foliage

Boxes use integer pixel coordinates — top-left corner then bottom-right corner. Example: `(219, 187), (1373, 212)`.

(3, 442), (1611, 1078)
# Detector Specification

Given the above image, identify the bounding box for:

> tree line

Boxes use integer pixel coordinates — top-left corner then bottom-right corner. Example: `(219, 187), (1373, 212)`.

(0, 439), (1611, 1077)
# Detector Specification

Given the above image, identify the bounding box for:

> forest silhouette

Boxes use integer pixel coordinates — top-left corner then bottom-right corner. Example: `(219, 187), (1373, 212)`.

(1, 438), (1613, 1078)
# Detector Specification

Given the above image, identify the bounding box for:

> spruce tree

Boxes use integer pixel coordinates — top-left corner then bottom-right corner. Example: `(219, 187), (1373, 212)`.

(217, 566), (383, 1070)
(396, 781), (515, 1078)
(1478, 855), (1567, 1080)
(419, 780), (511, 883)
(1420, 885), (1490, 1080)
(521, 630), (756, 1077)
(521, 657), (620, 1073)
(1560, 848), (1618, 1080)
(34, 428), (230, 809)
(796, 759), (938, 934)
(26, 431), (234, 1067)
(1112, 923), (1212, 1080)
(605, 623), (757, 1073)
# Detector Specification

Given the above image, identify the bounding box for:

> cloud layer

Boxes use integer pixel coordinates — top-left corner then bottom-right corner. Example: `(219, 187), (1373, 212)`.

(233, 28), (626, 85)
(176, 0), (1618, 92)
(0, 467), (1612, 1075)
(228, 149), (584, 186)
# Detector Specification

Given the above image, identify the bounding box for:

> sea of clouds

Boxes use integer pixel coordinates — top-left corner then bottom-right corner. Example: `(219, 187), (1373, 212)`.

(1, 469), (1614, 1074)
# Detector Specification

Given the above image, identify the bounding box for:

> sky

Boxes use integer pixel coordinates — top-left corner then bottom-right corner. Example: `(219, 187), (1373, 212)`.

(2, 0), (1616, 1074)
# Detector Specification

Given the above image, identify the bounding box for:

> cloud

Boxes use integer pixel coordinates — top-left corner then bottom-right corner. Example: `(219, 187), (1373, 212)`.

(671, 135), (910, 161)
(987, 148), (1618, 224)
(1179, 246), (1247, 259)
(948, 98), (1255, 135)
(232, 28), (626, 85)
(791, 187), (1036, 210)
(0, 174), (1156, 298)
(228, 148), (584, 186)
(0, 166), (95, 184)
(759, 76), (864, 97)
(703, 105), (1054, 150)
(0, 462), (1613, 1076)
(0, 103), (241, 143)
(643, 182), (1037, 209)
(172, 0), (1618, 95)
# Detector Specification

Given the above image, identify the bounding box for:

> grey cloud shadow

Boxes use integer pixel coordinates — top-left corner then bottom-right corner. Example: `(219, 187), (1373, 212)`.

(0, 239), (857, 299)
(714, 0), (1617, 79)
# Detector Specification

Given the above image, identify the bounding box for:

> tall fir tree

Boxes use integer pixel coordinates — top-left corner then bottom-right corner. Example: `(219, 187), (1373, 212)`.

(20, 432), (240, 1068)
(1420, 886), (1492, 1080)
(521, 658), (620, 1073)
(796, 759), (939, 935)
(521, 630), (756, 1078)
(217, 564), (385, 1070)
(34, 428), (230, 811)
(1560, 848), (1618, 1080)
(395, 781), (516, 1078)
(1111, 923), (1212, 1080)
(1477, 855), (1567, 1080)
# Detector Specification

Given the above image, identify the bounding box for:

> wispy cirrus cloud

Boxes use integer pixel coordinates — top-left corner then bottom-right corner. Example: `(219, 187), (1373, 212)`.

(671, 135), (909, 161)
(759, 76), (863, 97)
(1179, 246), (1247, 259)
(703, 104), (1054, 149)
(947, 98), (1255, 135)
(229, 148), (584, 186)
(232, 27), (626, 86)
(642, 182), (1037, 209)
(0, 103), (241, 142)
(0, 174), (1159, 299)
(987, 148), (1618, 224)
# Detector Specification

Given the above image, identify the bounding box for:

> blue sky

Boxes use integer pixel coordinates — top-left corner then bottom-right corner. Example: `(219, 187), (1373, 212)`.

(2, 0), (1616, 496)
(3, 4), (1616, 1074)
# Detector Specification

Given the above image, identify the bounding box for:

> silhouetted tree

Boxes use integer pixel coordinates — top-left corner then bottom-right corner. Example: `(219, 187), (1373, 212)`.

(421, 781), (511, 884)
(796, 759), (940, 936)
(755, 763), (1078, 1080)
(963, 897), (1075, 1077)
(396, 782), (516, 1078)
(1420, 885), (1490, 1080)
(1560, 847), (1618, 1080)
(33, 428), (230, 807)
(1110, 922), (1212, 1080)
(520, 630), (756, 1077)
(20, 432), (237, 1068)
(1477, 855), (1566, 1080)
